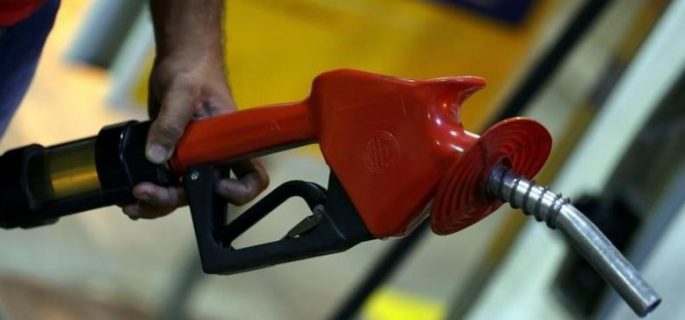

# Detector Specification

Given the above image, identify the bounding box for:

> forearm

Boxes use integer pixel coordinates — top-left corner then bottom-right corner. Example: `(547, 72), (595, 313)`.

(149, 0), (225, 59)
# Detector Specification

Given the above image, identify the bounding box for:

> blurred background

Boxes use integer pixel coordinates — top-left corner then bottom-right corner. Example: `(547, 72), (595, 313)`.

(0, 0), (684, 319)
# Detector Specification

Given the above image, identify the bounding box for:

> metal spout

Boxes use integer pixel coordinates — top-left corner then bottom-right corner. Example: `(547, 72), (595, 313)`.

(486, 165), (661, 317)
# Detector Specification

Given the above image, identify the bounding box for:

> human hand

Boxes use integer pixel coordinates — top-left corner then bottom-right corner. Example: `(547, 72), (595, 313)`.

(122, 50), (268, 220)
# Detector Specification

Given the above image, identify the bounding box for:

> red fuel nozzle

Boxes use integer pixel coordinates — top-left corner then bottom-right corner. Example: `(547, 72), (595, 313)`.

(172, 69), (552, 238)
(0, 69), (656, 315)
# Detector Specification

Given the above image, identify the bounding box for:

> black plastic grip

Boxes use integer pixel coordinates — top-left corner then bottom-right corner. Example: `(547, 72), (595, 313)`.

(185, 164), (373, 274)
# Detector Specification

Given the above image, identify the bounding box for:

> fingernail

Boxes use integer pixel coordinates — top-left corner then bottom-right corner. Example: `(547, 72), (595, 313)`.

(147, 144), (168, 164)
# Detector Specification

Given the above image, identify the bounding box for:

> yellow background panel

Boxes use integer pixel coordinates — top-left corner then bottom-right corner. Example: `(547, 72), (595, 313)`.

(364, 288), (445, 320)
(133, 0), (560, 153)
(224, 0), (558, 129)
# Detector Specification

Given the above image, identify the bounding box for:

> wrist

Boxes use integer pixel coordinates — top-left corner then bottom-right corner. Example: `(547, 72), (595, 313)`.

(155, 30), (224, 59)
(155, 42), (224, 68)
(150, 0), (225, 58)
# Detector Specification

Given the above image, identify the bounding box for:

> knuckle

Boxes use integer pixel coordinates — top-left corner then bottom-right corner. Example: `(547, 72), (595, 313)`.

(246, 186), (262, 202)
(155, 120), (185, 141)
(259, 173), (270, 191)
(166, 71), (196, 91)
(233, 192), (252, 206)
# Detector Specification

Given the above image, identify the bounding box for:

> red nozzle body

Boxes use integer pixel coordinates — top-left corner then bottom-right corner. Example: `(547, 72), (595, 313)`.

(172, 70), (551, 238)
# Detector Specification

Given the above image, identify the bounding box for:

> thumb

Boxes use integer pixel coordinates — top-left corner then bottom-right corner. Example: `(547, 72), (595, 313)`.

(146, 90), (196, 164)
